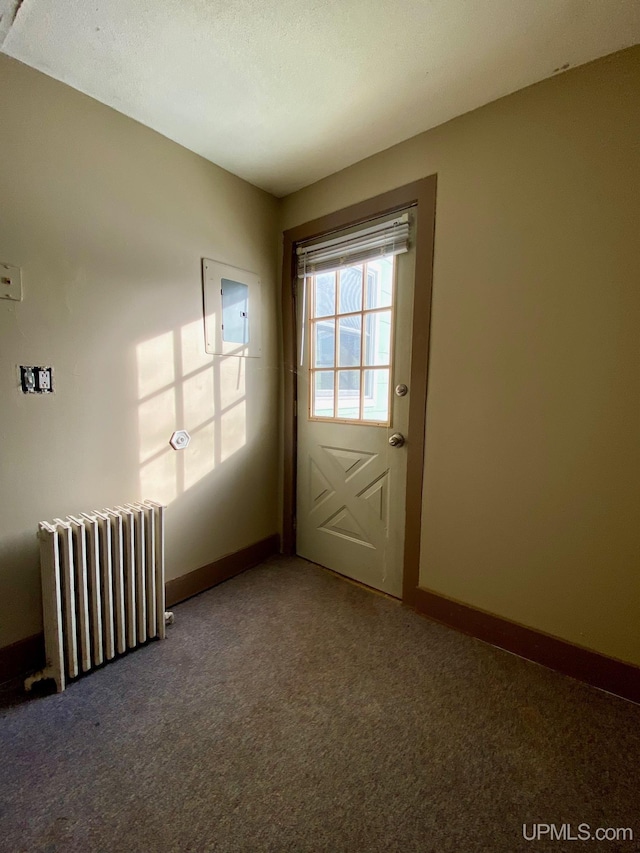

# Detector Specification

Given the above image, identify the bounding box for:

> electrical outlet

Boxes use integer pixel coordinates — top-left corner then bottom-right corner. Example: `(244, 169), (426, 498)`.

(37, 367), (52, 392)
(1, 262), (23, 302)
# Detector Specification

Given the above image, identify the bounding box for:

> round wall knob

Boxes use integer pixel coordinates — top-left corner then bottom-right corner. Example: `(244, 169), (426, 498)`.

(388, 432), (405, 447)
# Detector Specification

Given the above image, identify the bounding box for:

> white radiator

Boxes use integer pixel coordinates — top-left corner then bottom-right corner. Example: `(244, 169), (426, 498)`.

(26, 501), (172, 693)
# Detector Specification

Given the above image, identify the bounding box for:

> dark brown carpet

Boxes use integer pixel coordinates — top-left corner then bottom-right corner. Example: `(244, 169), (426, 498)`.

(1, 556), (638, 852)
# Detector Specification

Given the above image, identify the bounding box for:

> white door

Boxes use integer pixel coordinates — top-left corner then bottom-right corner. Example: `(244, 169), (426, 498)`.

(296, 216), (416, 597)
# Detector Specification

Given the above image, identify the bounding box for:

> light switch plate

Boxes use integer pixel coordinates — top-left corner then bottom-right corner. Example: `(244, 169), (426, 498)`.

(20, 366), (36, 394)
(19, 365), (53, 394)
(1, 262), (22, 302)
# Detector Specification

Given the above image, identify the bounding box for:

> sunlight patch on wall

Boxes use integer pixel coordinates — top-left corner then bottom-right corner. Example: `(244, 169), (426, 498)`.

(181, 318), (212, 375)
(221, 399), (247, 464)
(140, 446), (178, 505)
(138, 387), (177, 462)
(182, 367), (216, 488)
(183, 368), (214, 425)
(136, 317), (247, 504)
(184, 420), (216, 491)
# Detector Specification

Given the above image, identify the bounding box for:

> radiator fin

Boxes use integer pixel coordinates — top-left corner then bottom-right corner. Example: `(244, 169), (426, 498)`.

(69, 517), (91, 673)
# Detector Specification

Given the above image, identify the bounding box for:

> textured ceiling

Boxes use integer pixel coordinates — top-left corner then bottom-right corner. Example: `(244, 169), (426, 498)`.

(1, 0), (639, 196)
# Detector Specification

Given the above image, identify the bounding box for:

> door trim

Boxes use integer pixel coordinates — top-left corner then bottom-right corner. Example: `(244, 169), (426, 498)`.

(281, 176), (437, 604)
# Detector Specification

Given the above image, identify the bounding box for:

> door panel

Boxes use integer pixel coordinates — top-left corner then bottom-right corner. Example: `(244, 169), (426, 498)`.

(296, 216), (416, 596)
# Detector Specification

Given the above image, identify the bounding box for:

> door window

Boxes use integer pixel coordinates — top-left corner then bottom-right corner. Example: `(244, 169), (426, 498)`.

(308, 257), (395, 424)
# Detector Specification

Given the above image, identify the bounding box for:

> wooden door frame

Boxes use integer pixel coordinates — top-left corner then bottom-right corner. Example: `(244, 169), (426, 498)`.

(281, 175), (437, 605)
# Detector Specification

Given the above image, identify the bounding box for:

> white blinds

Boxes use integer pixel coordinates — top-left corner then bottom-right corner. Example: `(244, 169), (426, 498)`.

(296, 212), (410, 278)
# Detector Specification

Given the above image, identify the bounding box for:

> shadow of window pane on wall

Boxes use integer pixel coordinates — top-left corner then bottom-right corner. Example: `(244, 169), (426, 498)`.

(136, 317), (247, 504)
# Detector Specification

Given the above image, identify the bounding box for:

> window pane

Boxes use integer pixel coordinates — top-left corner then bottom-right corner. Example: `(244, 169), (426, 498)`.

(338, 265), (363, 314)
(314, 320), (335, 368)
(314, 273), (335, 318)
(338, 315), (361, 367)
(365, 257), (394, 309)
(364, 310), (392, 366)
(337, 370), (360, 419)
(221, 279), (249, 344)
(313, 371), (335, 418)
(363, 369), (390, 422)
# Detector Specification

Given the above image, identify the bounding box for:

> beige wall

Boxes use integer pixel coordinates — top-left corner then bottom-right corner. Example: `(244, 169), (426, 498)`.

(0, 55), (280, 648)
(282, 47), (640, 665)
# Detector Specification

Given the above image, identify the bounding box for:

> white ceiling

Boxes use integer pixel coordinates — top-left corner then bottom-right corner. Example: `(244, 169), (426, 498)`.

(1, 0), (639, 196)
